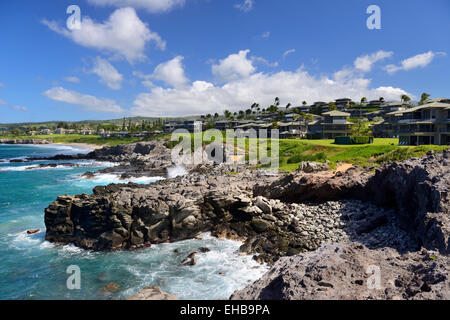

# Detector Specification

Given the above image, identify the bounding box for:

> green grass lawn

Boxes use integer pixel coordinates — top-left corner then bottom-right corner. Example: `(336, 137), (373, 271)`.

(167, 134), (448, 171)
(0, 134), (143, 146)
(276, 138), (446, 171)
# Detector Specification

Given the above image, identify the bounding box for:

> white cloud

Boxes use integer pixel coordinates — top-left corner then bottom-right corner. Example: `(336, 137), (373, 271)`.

(12, 106), (28, 112)
(235, 0), (254, 12)
(89, 57), (123, 90)
(87, 0), (186, 13)
(385, 51), (446, 74)
(260, 31), (270, 39)
(64, 76), (80, 83)
(251, 56), (278, 68)
(0, 99), (7, 105)
(42, 7), (165, 63)
(43, 87), (124, 113)
(212, 49), (256, 83)
(130, 64), (410, 117)
(151, 56), (189, 88)
(282, 49), (296, 59)
(334, 50), (393, 82)
(354, 50), (393, 72)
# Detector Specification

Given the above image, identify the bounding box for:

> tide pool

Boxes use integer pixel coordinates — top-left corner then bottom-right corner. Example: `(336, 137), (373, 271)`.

(0, 144), (267, 300)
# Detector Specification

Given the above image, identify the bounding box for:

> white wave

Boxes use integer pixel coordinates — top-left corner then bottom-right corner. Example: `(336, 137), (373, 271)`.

(8, 230), (44, 250)
(76, 173), (165, 185)
(119, 233), (268, 300)
(0, 165), (40, 172)
(0, 156), (29, 163)
(167, 165), (188, 178)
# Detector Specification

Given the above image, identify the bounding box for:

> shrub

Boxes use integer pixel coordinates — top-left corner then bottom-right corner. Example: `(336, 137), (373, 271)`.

(287, 152), (326, 164)
(350, 136), (373, 145)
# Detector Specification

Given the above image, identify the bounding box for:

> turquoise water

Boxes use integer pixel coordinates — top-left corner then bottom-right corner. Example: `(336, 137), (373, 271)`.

(0, 145), (267, 300)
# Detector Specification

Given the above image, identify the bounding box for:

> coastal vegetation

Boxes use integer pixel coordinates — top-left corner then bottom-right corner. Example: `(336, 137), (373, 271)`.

(164, 133), (447, 171)
(0, 134), (143, 146)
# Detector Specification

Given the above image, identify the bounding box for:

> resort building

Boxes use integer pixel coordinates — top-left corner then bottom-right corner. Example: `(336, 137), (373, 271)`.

(320, 110), (353, 139)
(183, 120), (203, 133)
(297, 104), (311, 113)
(215, 121), (230, 131)
(367, 100), (383, 108)
(379, 102), (410, 114)
(307, 110), (353, 139)
(310, 101), (328, 114)
(163, 121), (181, 133)
(40, 129), (53, 135)
(392, 99), (450, 145)
(335, 98), (353, 110)
(279, 121), (308, 139)
(373, 111), (403, 138)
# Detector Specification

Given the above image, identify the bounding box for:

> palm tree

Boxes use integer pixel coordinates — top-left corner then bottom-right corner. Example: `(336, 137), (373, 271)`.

(302, 101), (307, 106)
(360, 97), (367, 105)
(379, 97), (385, 103)
(274, 97), (280, 107)
(401, 94), (411, 104)
(286, 103), (292, 110)
(224, 110), (232, 119)
(419, 93), (431, 105)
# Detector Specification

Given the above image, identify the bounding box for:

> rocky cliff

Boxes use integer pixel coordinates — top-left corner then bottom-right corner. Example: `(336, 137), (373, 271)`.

(42, 144), (450, 299)
(231, 242), (449, 300)
(231, 150), (450, 300)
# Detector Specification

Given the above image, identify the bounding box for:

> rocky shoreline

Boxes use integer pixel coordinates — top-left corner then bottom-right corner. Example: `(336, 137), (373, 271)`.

(40, 141), (450, 299)
(0, 139), (52, 144)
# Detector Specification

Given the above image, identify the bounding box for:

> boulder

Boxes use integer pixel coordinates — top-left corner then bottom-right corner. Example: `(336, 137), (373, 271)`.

(126, 286), (179, 300)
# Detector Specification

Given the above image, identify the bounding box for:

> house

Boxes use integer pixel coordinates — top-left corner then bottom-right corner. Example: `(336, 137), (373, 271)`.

(40, 129), (53, 135)
(392, 100), (450, 145)
(27, 131), (37, 136)
(55, 128), (65, 134)
(79, 129), (95, 135)
(100, 131), (112, 138)
(113, 132), (130, 138)
(133, 131), (149, 138)
(335, 98), (353, 110)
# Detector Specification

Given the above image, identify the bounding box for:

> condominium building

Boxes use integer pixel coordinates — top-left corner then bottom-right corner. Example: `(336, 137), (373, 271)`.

(392, 99), (450, 145)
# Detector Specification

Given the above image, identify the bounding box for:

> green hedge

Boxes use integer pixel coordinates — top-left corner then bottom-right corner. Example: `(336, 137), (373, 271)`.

(350, 136), (373, 145)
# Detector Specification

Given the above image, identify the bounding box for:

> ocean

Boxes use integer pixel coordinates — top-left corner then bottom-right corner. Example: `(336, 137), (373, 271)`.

(0, 144), (267, 300)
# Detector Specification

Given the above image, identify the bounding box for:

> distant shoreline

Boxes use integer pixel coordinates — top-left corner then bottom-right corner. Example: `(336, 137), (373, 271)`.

(0, 139), (105, 151)
(54, 142), (104, 151)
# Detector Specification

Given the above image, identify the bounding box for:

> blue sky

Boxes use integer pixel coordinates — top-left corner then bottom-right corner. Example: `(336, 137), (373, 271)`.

(0, 0), (449, 123)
